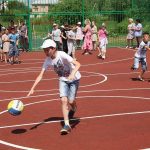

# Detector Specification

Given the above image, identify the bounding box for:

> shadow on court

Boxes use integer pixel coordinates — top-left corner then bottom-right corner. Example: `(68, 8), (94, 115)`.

(29, 117), (64, 130)
(11, 129), (27, 134)
(29, 116), (80, 133)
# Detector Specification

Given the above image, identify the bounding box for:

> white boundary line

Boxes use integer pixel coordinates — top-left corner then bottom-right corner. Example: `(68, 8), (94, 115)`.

(0, 95), (150, 149)
(1, 95), (150, 129)
(0, 140), (41, 150)
(0, 49), (149, 149)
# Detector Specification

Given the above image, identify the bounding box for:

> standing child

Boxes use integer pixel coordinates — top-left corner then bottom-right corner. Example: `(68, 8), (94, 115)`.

(27, 39), (81, 135)
(131, 32), (150, 81)
(134, 19), (143, 48)
(97, 23), (108, 60)
(67, 26), (77, 59)
(60, 25), (68, 53)
(2, 28), (10, 63)
(91, 21), (98, 51)
(76, 22), (83, 49)
(8, 27), (19, 64)
(126, 18), (135, 49)
(82, 19), (93, 55)
(51, 23), (62, 51)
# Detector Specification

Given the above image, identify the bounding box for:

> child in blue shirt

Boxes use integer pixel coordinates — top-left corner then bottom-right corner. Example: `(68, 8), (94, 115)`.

(8, 27), (19, 64)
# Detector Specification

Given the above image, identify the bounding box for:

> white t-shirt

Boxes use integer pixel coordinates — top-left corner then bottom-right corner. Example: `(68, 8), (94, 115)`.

(134, 23), (142, 37)
(67, 30), (76, 44)
(52, 29), (61, 42)
(42, 51), (81, 81)
(76, 26), (83, 40)
(134, 41), (150, 58)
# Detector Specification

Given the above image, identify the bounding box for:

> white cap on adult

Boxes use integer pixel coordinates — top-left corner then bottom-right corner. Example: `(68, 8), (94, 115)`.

(41, 39), (56, 49)
(53, 23), (57, 26)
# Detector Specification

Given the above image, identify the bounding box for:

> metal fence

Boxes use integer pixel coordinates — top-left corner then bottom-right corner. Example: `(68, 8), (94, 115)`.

(0, 0), (150, 50)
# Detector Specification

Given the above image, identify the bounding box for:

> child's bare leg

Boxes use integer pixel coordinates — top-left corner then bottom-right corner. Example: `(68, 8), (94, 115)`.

(4, 53), (7, 63)
(139, 70), (145, 79)
(101, 46), (106, 59)
(69, 101), (77, 111)
(97, 47), (101, 57)
(61, 97), (70, 126)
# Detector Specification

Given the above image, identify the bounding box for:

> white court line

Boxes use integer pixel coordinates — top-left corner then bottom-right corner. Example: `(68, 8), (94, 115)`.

(0, 70), (41, 77)
(82, 57), (133, 66)
(0, 68), (40, 73)
(1, 95), (150, 150)
(141, 148), (150, 150)
(0, 52), (148, 142)
(0, 70), (144, 84)
(0, 61), (43, 67)
(0, 57), (133, 69)
(0, 66), (41, 72)
(1, 110), (150, 129)
(0, 87), (150, 93)
(0, 74), (99, 84)
(0, 140), (40, 150)
(105, 70), (150, 76)
(0, 71), (107, 96)
(117, 46), (137, 51)
(1, 95), (150, 129)
(1, 87), (150, 102)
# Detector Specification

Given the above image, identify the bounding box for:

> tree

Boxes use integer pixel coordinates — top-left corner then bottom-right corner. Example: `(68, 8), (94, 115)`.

(1, 0), (29, 22)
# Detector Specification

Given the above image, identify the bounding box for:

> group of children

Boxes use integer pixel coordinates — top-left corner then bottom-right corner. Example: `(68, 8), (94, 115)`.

(0, 20), (28, 64)
(46, 19), (108, 60)
(0, 27), (20, 64)
(126, 18), (143, 49)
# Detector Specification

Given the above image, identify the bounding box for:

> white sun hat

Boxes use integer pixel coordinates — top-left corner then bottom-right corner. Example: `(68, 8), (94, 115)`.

(53, 23), (57, 26)
(102, 23), (106, 26)
(60, 25), (64, 28)
(77, 22), (81, 25)
(41, 39), (56, 49)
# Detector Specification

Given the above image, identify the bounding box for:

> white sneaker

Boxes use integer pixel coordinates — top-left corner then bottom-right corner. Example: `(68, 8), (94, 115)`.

(138, 76), (144, 81)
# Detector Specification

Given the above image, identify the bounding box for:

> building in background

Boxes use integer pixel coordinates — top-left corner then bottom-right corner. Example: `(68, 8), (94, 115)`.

(32, 0), (59, 14)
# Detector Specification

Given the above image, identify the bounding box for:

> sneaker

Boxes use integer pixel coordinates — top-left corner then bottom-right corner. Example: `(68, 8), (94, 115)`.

(10, 61), (14, 65)
(126, 46), (129, 48)
(97, 55), (102, 59)
(138, 76), (144, 81)
(60, 125), (71, 135)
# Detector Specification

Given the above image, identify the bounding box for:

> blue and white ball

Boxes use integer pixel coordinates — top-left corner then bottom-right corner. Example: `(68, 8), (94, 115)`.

(7, 100), (24, 116)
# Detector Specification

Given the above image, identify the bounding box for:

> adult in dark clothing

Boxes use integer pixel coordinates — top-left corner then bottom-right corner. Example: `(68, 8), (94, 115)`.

(60, 25), (68, 53)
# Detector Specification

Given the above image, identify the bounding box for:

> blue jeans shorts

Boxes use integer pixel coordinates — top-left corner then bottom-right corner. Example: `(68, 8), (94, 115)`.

(133, 57), (147, 71)
(9, 44), (19, 57)
(59, 80), (79, 101)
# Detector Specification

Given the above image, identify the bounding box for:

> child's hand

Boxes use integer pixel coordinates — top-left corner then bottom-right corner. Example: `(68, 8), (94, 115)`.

(68, 73), (74, 81)
(145, 45), (148, 49)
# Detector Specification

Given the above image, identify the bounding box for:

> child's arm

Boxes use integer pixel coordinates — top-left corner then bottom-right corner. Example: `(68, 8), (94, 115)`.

(145, 45), (150, 51)
(68, 60), (81, 81)
(27, 68), (46, 96)
(61, 33), (67, 39)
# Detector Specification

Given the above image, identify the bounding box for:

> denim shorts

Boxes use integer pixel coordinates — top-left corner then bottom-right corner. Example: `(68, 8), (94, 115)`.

(9, 44), (19, 57)
(59, 80), (79, 101)
(133, 57), (147, 71)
